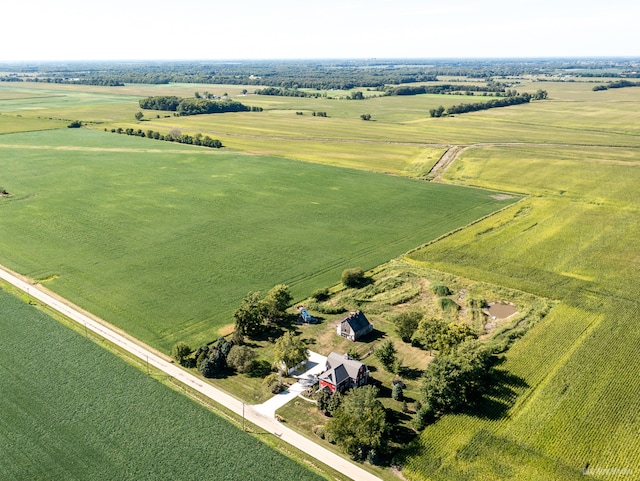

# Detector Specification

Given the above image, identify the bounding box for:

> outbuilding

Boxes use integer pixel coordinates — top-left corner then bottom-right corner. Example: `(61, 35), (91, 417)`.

(336, 310), (373, 341)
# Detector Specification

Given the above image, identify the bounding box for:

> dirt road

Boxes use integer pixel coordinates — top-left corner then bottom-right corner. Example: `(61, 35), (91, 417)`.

(0, 265), (381, 481)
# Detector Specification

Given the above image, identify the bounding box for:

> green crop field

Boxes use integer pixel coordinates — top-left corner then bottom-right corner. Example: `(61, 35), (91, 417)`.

(0, 288), (326, 481)
(0, 128), (515, 352)
(3, 70), (640, 481)
(404, 133), (640, 478)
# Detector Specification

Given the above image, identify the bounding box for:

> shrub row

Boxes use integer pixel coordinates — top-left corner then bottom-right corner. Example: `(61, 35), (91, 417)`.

(108, 127), (223, 148)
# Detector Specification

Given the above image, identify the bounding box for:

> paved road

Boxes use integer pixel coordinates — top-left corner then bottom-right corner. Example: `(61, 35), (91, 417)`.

(0, 265), (381, 481)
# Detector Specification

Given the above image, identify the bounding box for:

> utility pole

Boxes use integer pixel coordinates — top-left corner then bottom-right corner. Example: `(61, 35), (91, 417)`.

(242, 403), (245, 431)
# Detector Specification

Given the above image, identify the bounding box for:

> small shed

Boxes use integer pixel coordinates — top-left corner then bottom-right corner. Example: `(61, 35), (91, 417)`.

(297, 307), (318, 324)
(336, 310), (373, 341)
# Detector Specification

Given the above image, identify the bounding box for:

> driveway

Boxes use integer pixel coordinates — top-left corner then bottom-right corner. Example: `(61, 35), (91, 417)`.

(252, 351), (327, 417)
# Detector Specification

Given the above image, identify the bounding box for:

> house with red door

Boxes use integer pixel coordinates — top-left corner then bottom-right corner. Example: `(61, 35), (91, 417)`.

(318, 352), (369, 393)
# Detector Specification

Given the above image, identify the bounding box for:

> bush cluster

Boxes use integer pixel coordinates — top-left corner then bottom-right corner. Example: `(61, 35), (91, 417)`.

(341, 267), (366, 288)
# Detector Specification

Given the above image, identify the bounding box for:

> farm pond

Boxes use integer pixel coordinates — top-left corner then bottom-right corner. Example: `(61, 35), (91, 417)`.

(486, 302), (517, 319)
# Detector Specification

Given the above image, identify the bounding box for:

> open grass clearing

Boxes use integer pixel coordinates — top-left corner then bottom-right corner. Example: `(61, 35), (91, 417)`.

(0, 287), (328, 481)
(408, 197), (640, 302)
(0, 114), (66, 133)
(0, 87), (64, 101)
(104, 124), (446, 176)
(0, 128), (516, 353)
(444, 144), (640, 203)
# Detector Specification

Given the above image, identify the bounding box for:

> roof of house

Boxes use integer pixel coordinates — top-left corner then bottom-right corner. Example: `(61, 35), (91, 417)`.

(342, 310), (371, 332)
(320, 363), (350, 387)
(320, 352), (366, 387)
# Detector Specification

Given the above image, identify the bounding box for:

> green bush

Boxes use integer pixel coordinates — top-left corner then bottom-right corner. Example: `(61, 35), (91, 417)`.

(306, 300), (347, 314)
(171, 342), (193, 367)
(342, 267), (366, 288)
(393, 310), (422, 343)
(415, 404), (436, 430)
(392, 383), (404, 401)
(263, 373), (284, 394)
(311, 287), (330, 301)
(432, 284), (452, 296)
(226, 345), (257, 373)
(312, 425), (326, 439)
(438, 297), (459, 312)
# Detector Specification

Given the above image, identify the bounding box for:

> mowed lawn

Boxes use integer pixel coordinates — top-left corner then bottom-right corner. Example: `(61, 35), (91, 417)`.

(0, 289), (326, 481)
(0, 129), (516, 352)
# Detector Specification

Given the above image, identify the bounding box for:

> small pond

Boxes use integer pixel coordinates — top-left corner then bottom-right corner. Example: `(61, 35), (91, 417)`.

(486, 302), (517, 319)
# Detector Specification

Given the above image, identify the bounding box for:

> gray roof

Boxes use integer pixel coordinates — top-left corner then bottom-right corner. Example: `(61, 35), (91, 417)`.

(320, 352), (365, 386)
(342, 311), (371, 332)
(320, 363), (350, 387)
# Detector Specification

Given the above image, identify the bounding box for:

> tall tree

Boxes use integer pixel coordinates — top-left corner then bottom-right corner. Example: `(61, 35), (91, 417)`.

(272, 331), (309, 374)
(393, 311), (422, 343)
(171, 342), (192, 367)
(374, 339), (397, 372)
(226, 345), (257, 373)
(325, 385), (388, 460)
(412, 317), (447, 355)
(421, 340), (493, 416)
(233, 291), (267, 341)
(263, 284), (292, 325)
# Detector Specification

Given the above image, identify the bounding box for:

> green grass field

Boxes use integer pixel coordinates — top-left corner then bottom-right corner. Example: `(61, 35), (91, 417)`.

(0, 128), (515, 352)
(0, 288), (326, 481)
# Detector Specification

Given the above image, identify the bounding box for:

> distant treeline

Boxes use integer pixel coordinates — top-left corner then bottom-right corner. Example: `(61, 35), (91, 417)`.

(254, 87), (322, 98)
(0, 76), (124, 86)
(430, 89), (548, 117)
(255, 82), (512, 99)
(592, 80), (640, 91)
(139, 96), (262, 115)
(2, 59), (639, 90)
(109, 126), (223, 148)
(384, 82), (509, 96)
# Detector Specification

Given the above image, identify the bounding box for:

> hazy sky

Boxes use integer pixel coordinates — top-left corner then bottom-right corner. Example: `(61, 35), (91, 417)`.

(2, 0), (638, 61)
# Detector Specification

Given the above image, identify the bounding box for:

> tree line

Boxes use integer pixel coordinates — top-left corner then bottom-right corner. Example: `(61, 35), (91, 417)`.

(138, 96), (261, 115)
(254, 87), (322, 98)
(3, 59), (640, 89)
(592, 79), (640, 91)
(384, 82), (509, 96)
(430, 89), (548, 117)
(108, 127), (223, 148)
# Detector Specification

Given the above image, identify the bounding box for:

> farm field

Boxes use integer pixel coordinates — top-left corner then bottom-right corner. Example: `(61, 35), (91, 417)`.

(404, 137), (640, 478)
(2, 81), (640, 159)
(0, 128), (516, 352)
(0, 287), (327, 481)
(2, 65), (640, 481)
